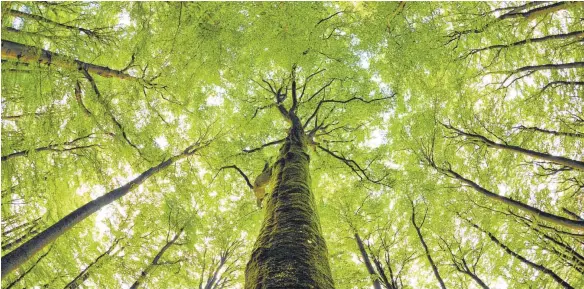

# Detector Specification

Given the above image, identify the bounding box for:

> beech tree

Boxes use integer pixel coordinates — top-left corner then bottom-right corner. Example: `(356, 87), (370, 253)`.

(2, 1), (583, 289)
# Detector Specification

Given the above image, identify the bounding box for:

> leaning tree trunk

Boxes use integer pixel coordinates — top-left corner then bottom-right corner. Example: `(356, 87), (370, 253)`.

(244, 116), (335, 289)
(354, 233), (382, 289)
(1, 40), (136, 80)
(0, 143), (203, 277)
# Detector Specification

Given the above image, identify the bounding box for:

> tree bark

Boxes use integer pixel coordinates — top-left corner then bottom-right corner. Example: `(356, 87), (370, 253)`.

(63, 238), (122, 289)
(2, 229), (39, 251)
(516, 62), (584, 73)
(6, 9), (101, 38)
(469, 30), (584, 55)
(2, 217), (41, 237)
(445, 168), (584, 230)
(563, 208), (583, 221)
(129, 229), (183, 289)
(0, 142), (203, 277)
(445, 125), (584, 171)
(244, 112), (334, 288)
(1, 40), (136, 80)
(464, 218), (574, 289)
(3, 247), (52, 289)
(498, 1), (582, 20)
(411, 205), (447, 289)
(354, 233), (382, 289)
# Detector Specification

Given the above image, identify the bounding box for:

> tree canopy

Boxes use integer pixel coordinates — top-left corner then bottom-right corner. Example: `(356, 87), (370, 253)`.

(1, 1), (583, 288)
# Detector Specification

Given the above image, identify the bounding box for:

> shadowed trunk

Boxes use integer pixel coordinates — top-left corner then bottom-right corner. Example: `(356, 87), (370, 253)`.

(355, 233), (382, 289)
(0, 142), (203, 277)
(244, 113), (334, 288)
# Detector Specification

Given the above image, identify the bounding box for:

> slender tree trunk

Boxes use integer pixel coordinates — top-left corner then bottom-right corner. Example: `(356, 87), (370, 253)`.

(0, 143), (203, 277)
(464, 217), (574, 289)
(2, 229), (39, 251)
(1, 40), (136, 80)
(1, 134), (95, 161)
(411, 205), (447, 289)
(563, 208), (583, 221)
(129, 229), (183, 289)
(6, 9), (100, 38)
(446, 125), (584, 171)
(469, 30), (584, 55)
(516, 125), (584, 139)
(63, 238), (121, 289)
(354, 233), (382, 289)
(372, 256), (395, 289)
(498, 1), (582, 20)
(2, 217), (41, 237)
(244, 114), (334, 289)
(516, 62), (584, 73)
(465, 272), (489, 289)
(446, 168), (584, 230)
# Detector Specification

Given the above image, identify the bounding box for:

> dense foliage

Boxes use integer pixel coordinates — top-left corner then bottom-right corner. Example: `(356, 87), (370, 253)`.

(1, 1), (583, 288)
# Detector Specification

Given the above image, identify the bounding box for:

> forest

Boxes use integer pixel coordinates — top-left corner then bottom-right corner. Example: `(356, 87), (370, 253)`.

(1, 1), (583, 288)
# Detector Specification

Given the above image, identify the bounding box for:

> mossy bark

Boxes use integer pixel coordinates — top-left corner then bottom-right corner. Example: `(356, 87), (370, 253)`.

(245, 118), (335, 289)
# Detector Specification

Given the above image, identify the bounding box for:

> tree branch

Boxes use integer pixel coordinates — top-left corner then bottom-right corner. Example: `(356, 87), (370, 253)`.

(214, 165), (253, 189)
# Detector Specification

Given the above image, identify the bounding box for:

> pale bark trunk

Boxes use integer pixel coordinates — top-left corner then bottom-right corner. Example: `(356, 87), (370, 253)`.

(1, 40), (136, 80)
(0, 143), (201, 277)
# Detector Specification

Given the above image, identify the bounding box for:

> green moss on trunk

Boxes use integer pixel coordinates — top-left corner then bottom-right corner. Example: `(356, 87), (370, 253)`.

(245, 123), (335, 289)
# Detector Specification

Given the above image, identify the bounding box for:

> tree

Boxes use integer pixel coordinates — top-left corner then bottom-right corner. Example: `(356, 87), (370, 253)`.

(2, 1), (583, 288)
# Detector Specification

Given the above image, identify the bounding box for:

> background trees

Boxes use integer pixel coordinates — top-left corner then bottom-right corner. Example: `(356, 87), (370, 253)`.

(1, 1), (582, 288)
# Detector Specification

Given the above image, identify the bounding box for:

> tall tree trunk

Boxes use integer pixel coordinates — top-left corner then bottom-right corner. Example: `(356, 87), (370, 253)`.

(1, 134), (96, 161)
(463, 217), (574, 289)
(443, 124), (584, 171)
(1, 40), (136, 80)
(2, 217), (41, 238)
(63, 238), (122, 289)
(244, 114), (334, 288)
(354, 233), (382, 289)
(2, 229), (39, 251)
(6, 9), (101, 38)
(445, 168), (584, 230)
(0, 142), (203, 277)
(129, 229), (183, 289)
(498, 1), (583, 20)
(3, 247), (52, 289)
(411, 204), (447, 289)
(469, 30), (584, 55)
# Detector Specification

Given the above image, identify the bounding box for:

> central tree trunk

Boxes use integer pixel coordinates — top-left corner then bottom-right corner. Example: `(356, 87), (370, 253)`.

(244, 118), (335, 289)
